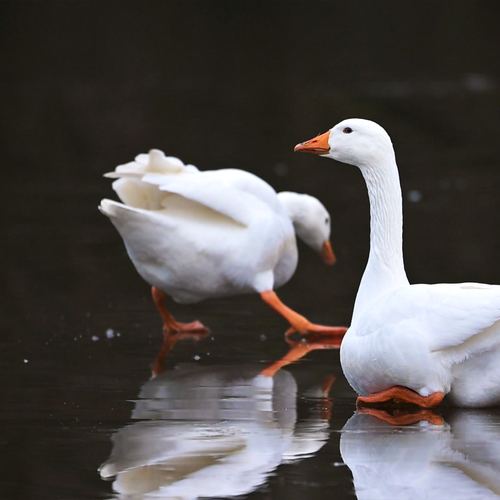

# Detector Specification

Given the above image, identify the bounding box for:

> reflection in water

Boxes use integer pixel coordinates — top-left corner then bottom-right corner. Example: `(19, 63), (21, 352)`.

(152, 330), (210, 376)
(100, 364), (333, 498)
(152, 329), (342, 377)
(260, 332), (342, 378)
(341, 409), (500, 499)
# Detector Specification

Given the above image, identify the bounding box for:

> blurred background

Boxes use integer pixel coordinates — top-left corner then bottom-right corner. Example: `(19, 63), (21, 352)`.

(1, 1), (500, 499)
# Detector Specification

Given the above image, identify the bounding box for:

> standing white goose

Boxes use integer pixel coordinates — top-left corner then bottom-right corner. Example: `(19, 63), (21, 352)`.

(99, 149), (346, 346)
(295, 118), (500, 408)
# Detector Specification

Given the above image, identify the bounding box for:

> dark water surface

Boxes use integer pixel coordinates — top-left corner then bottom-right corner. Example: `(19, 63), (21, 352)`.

(2, 2), (500, 499)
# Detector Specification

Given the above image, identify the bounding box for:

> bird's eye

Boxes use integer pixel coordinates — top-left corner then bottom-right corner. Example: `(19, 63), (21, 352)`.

(325, 217), (329, 224)
(343, 127), (353, 134)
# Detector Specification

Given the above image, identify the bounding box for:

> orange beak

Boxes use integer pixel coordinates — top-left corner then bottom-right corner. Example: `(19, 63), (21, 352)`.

(321, 240), (336, 265)
(294, 130), (331, 154)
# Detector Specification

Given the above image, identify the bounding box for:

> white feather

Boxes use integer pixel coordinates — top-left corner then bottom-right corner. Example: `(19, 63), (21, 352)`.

(99, 149), (332, 305)
(306, 118), (500, 407)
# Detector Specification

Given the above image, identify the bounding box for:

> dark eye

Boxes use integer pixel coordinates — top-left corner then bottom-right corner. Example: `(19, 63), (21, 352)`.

(325, 217), (329, 224)
(343, 127), (353, 134)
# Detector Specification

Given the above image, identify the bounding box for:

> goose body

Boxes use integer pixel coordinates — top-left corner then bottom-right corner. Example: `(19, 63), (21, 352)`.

(101, 155), (298, 303)
(100, 150), (345, 343)
(296, 119), (500, 407)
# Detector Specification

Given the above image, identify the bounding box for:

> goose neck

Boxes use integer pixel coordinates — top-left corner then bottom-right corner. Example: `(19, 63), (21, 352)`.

(352, 158), (409, 322)
(363, 160), (404, 265)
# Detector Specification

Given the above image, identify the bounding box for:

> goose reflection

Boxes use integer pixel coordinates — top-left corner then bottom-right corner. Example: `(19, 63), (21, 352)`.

(341, 408), (500, 499)
(152, 328), (342, 377)
(100, 362), (335, 498)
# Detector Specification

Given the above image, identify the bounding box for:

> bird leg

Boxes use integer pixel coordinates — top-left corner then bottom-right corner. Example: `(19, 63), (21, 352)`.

(260, 290), (348, 337)
(151, 286), (209, 376)
(356, 386), (444, 408)
(151, 286), (209, 333)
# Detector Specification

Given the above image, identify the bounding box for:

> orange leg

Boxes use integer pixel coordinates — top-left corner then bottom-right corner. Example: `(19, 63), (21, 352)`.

(357, 407), (444, 426)
(151, 286), (209, 376)
(356, 386), (444, 408)
(260, 291), (348, 337)
(151, 286), (209, 333)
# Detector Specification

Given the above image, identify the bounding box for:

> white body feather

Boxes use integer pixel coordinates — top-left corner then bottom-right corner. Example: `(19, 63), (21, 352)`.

(100, 150), (330, 304)
(316, 119), (500, 407)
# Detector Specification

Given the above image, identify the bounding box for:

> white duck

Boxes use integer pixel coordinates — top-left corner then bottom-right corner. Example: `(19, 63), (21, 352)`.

(295, 118), (500, 408)
(99, 150), (346, 341)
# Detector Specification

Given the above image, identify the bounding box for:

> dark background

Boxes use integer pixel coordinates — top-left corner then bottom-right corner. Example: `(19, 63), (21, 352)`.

(1, 1), (500, 499)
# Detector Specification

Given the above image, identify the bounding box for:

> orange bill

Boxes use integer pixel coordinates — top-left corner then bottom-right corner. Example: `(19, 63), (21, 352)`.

(321, 240), (336, 265)
(294, 130), (330, 154)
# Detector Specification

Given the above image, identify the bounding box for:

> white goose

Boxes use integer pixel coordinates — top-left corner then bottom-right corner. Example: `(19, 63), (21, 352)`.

(99, 150), (346, 341)
(295, 118), (500, 408)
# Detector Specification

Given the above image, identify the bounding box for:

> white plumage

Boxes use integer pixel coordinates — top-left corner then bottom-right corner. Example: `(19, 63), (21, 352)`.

(100, 149), (345, 346)
(295, 118), (500, 407)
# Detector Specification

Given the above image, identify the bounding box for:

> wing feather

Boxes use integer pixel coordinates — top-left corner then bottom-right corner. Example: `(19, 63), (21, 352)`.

(369, 283), (500, 352)
(104, 150), (279, 227)
(142, 170), (273, 227)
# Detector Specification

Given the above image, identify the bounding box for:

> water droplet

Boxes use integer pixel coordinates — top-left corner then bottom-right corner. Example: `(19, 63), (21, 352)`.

(407, 190), (422, 203)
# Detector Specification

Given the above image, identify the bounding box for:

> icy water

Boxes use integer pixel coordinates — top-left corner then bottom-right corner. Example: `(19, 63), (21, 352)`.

(2, 1), (500, 499)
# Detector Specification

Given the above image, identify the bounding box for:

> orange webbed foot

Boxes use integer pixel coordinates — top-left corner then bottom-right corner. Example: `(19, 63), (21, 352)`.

(152, 286), (210, 334)
(356, 386), (444, 408)
(260, 291), (347, 338)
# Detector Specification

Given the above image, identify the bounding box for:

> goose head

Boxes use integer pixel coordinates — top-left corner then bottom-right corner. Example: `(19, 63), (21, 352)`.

(294, 118), (395, 169)
(277, 191), (335, 265)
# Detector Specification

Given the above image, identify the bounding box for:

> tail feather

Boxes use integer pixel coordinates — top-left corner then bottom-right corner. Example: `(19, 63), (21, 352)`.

(99, 198), (124, 218)
(111, 178), (166, 210)
(104, 149), (197, 179)
(99, 198), (150, 223)
(148, 149), (184, 173)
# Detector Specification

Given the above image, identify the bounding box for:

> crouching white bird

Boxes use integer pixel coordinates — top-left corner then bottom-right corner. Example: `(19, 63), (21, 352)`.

(99, 149), (347, 344)
(295, 118), (500, 408)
